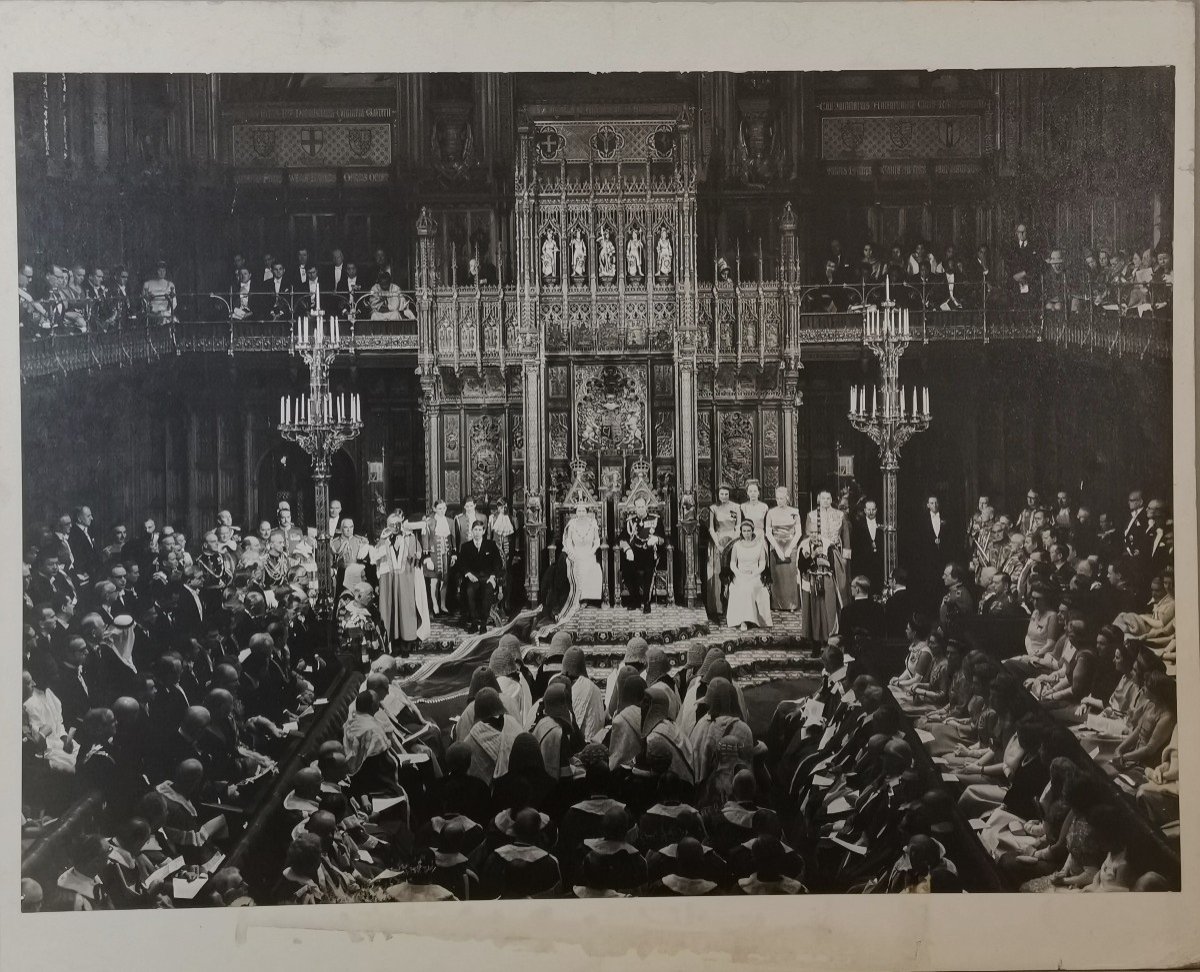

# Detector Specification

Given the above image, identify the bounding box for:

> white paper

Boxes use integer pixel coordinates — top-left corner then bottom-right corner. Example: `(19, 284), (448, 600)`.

(370, 868), (403, 884)
(829, 834), (868, 855)
(202, 851), (225, 874)
(371, 795), (407, 815)
(941, 772), (959, 782)
(969, 818), (987, 831)
(172, 875), (208, 900)
(812, 774), (835, 787)
(357, 849), (374, 863)
(932, 756), (949, 766)
(916, 728), (936, 745)
(198, 814), (227, 842)
(1086, 713), (1127, 737)
(826, 796), (853, 815)
(1087, 746), (1101, 760)
(313, 698), (329, 706)
(145, 855), (185, 889)
(282, 721), (299, 732)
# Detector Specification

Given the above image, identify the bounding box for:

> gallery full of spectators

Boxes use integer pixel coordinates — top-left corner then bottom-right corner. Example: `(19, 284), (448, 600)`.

(18, 247), (417, 339)
(19, 224), (1173, 339)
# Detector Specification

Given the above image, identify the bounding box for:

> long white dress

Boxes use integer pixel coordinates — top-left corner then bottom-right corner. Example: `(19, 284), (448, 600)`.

(726, 539), (773, 629)
(562, 514), (603, 601)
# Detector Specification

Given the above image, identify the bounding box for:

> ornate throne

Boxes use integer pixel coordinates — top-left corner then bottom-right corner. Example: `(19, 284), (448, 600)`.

(613, 457), (674, 604)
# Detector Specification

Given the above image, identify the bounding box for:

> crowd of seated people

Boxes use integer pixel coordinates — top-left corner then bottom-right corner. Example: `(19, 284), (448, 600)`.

(20, 472), (1179, 907)
(803, 227), (1173, 319)
(17, 247), (416, 338)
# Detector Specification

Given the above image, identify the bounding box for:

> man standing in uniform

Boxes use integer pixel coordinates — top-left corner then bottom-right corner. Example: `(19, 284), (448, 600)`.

(620, 497), (665, 615)
(276, 502), (305, 553)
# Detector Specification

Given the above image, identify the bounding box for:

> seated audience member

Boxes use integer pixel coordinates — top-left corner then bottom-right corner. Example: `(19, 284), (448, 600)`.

(1136, 724), (1180, 829)
(688, 677), (753, 781)
(479, 807), (562, 899)
(1108, 671), (1176, 779)
(272, 832), (326, 905)
(1004, 584), (1062, 678)
(737, 835), (806, 895)
(896, 628), (954, 714)
(576, 806), (647, 894)
(890, 613), (933, 694)
(645, 836), (720, 896)
(384, 850), (459, 902)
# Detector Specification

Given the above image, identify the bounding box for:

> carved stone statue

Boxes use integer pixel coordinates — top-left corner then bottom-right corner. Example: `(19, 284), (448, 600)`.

(541, 229), (559, 281)
(626, 229), (644, 279)
(598, 229), (617, 280)
(571, 230), (587, 279)
(656, 227), (674, 278)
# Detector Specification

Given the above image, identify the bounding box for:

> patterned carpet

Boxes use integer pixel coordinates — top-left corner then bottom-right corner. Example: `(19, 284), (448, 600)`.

(407, 603), (821, 689)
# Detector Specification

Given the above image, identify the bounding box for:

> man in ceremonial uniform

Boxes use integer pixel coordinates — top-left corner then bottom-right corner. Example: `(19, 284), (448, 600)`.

(276, 502), (306, 553)
(1015, 489), (1040, 538)
(620, 497), (665, 614)
(937, 563), (975, 637)
(261, 531), (293, 589)
(196, 531), (234, 615)
(331, 518), (371, 591)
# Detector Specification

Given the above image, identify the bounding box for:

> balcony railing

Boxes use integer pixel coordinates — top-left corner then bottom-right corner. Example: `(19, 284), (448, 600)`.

(19, 277), (1172, 380)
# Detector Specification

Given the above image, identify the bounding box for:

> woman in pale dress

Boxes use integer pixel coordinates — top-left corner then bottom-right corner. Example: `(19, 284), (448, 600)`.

(425, 499), (454, 615)
(706, 484), (741, 620)
(562, 504), (603, 604)
(726, 520), (772, 631)
(739, 479), (768, 542)
(488, 497), (516, 612)
(764, 486), (801, 611)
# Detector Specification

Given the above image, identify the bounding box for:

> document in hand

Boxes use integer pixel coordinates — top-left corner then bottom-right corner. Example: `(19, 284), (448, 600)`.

(828, 834), (868, 855)
(826, 796), (853, 815)
(172, 875), (209, 900)
(145, 855), (185, 889)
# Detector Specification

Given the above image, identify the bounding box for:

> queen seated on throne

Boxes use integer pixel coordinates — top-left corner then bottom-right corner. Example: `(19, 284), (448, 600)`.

(562, 503), (603, 605)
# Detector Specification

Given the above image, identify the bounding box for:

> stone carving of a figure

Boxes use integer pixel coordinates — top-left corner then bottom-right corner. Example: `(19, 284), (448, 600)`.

(598, 229), (617, 279)
(656, 227), (673, 277)
(541, 229), (559, 280)
(571, 230), (587, 278)
(626, 229), (644, 278)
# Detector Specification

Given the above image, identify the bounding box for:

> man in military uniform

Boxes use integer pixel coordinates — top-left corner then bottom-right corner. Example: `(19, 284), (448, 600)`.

(261, 530), (293, 589)
(620, 497), (665, 614)
(196, 531), (234, 615)
(937, 562), (975, 638)
(1015, 489), (1040, 538)
(330, 518), (371, 591)
(276, 502), (305, 553)
(972, 518), (1007, 585)
(966, 495), (994, 555)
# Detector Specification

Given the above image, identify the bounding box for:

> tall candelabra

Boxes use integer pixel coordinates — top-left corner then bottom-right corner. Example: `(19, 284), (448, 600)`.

(849, 292), (931, 594)
(278, 313), (363, 626)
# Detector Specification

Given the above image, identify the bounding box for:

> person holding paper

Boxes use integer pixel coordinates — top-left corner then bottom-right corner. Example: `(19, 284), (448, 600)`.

(1107, 672), (1176, 779)
(725, 520), (772, 632)
(1135, 724), (1179, 828)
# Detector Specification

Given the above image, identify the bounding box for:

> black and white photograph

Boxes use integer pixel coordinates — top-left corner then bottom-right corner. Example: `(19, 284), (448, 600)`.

(2, 3), (1197, 972)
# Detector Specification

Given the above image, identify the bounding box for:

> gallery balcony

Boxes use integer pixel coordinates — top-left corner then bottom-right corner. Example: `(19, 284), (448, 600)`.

(19, 279), (1171, 381)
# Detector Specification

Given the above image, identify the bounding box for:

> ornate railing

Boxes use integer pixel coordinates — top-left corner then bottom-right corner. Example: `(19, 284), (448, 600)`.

(20, 280), (1171, 380)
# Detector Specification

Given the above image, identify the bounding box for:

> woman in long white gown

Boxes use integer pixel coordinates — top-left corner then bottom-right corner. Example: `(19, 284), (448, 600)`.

(562, 505), (603, 603)
(726, 520), (773, 631)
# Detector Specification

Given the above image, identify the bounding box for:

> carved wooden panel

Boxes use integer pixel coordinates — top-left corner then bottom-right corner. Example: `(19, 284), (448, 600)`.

(654, 409), (675, 459)
(698, 411), (712, 460)
(510, 412), (525, 462)
(719, 411), (755, 488)
(444, 468), (461, 504)
(444, 415), (460, 462)
(549, 411), (570, 460)
(575, 363), (647, 456)
(762, 410), (780, 459)
(652, 363), (674, 399)
(548, 365), (569, 400)
(468, 414), (504, 501)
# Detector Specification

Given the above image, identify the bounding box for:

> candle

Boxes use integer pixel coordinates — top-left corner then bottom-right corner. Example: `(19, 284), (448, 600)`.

(924, 386), (929, 416)
(872, 386), (877, 417)
(899, 388), (905, 417)
(850, 387), (856, 413)
(859, 386), (865, 416)
(913, 386), (919, 416)
(885, 275), (890, 304)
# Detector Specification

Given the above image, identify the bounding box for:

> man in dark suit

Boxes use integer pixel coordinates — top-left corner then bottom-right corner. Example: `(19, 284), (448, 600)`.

(260, 261), (292, 322)
(1006, 223), (1042, 308)
(68, 506), (99, 588)
(173, 567), (207, 641)
(838, 576), (885, 647)
(850, 499), (884, 594)
(322, 249), (349, 307)
(917, 495), (949, 611)
(455, 520), (502, 633)
(1122, 489), (1150, 557)
(51, 635), (93, 732)
(1135, 499), (1172, 584)
(883, 567), (918, 638)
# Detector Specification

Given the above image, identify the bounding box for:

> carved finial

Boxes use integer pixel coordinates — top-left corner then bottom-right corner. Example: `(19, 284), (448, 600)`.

(780, 201), (797, 233)
(416, 207), (436, 236)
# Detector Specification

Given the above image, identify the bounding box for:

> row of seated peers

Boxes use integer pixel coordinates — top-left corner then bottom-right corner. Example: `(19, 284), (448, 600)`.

(26, 625), (977, 906)
(889, 633), (1177, 892)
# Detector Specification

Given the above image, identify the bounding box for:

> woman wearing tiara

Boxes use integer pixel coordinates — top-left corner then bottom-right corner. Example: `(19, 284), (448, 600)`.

(726, 520), (773, 631)
(562, 503), (603, 605)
